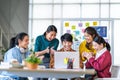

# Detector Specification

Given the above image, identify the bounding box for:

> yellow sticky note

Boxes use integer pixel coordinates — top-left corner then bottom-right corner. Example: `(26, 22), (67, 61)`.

(71, 25), (76, 30)
(93, 21), (97, 26)
(85, 22), (90, 27)
(65, 22), (69, 27)
(64, 58), (68, 64)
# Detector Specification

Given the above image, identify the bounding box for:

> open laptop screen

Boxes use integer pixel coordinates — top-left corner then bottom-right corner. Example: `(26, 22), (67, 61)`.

(54, 52), (80, 69)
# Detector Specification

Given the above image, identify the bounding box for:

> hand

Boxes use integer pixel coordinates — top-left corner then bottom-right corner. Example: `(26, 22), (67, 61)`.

(34, 47), (50, 57)
(89, 52), (94, 56)
(38, 55), (44, 60)
(35, 52), (40, 57)
(10, 59), (19, 65)
(35, 47), (49, 57)
(83, 52), (92, 60)
(50, 47), (56, 55)
(45, 47), (50, 53)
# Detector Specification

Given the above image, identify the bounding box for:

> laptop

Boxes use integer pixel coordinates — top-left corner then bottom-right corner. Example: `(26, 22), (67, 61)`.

(54, 52), (80, 69)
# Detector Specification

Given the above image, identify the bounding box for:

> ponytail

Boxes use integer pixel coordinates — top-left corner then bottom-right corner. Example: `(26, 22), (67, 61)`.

(105, 42), (111, 51)
(93, 36), (111, 51)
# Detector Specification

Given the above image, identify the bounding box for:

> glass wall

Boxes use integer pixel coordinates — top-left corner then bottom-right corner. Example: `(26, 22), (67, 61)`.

(29, 0), (120, 65)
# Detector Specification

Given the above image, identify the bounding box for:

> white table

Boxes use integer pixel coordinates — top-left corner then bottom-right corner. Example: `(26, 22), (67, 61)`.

(95, 78), (120, 80)
(0, 68), (96, 79)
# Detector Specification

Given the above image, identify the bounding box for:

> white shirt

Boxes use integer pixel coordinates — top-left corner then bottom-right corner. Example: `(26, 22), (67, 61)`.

(95, 47), (107, 60)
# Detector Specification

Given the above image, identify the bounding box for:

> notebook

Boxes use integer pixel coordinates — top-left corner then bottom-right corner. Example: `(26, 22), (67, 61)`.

(54, 52), (80, 69)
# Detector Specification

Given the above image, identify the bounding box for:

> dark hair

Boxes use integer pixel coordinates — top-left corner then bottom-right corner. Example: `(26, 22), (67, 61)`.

(9, 36), (16, 49)
(61, 33), (73, 42)
(84, 27), (99, 50)
(44, 25), (57, 36)
(15, 32), (28, 45)
(93, 36), (111, 51)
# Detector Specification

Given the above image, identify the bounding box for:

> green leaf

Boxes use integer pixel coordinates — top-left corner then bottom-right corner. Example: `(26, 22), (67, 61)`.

(25, 53), (42, 64)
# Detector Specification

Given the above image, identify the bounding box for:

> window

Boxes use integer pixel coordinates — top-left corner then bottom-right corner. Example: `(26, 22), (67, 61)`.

(82, 4), (99, 18)
(29, 0), (120, 65)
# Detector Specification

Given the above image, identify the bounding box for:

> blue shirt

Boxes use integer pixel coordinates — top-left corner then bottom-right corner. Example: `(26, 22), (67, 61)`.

(1, 46), (30, 80)
(34, 35), (59, 68)
(4, 46), (30, 63)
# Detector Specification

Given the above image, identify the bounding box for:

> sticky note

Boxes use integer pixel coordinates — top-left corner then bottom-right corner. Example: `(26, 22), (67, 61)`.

(74, 31), (80, 36)
(66, 30), (71, 33)
(65, 22), (69, 27)
(78, 23), (83, 27)
(93, 21), (97, 26)
(85, 22), (90, 27)
(71, 25), (76, 30)
(81, 28), (85, 33)
(64, 58), (68, 64)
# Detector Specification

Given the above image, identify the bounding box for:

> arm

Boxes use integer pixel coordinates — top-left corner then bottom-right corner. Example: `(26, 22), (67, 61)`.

(50, 39), (59, 54)
(82, 52), (94, 68)
(34, 36), (42, 52)
(85, 61), (93, 68)
(4, 51), (14, 63)
(49, 54), (54, 68)
(79, 42), (84, 68)
(35, 48), (49, 56)
(49, 39), (59, 68)
(4, 49), (19, 63)
(88, 52), (111, 71)
(53, 39), (59, 50)
(34, 36), (49, 56)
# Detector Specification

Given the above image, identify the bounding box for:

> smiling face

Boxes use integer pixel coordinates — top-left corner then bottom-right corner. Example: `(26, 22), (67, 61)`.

(62, 40), (73, 51)
(18, 36), (29, 49)
(92, 41), (103, 52)
(46, 31), (56, 41)
(84, 32), (93, 44)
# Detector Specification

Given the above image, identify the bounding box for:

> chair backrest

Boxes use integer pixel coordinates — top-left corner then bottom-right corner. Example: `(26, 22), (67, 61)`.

(111, 65), (120, 78)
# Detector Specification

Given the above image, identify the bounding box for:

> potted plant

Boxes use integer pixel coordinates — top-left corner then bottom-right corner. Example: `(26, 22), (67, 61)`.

(0, 47), (8, 61)
(25, 52), (42, 69)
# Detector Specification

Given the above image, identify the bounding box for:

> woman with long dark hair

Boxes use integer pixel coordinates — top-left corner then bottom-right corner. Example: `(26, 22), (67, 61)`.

(83, 36), (111, 78)
(79, 27), (99, 68)
(34, 25), (59, 68)
(2, 32), (30, 80)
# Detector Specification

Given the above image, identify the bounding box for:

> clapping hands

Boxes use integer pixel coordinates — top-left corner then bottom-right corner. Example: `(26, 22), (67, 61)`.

(82, 52), (93, 60)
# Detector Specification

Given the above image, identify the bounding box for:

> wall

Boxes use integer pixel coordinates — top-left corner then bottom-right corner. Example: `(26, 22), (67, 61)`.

(0, 0), (29, 48)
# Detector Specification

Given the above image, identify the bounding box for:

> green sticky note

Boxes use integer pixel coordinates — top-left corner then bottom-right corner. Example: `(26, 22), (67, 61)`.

(85, 22), (90, 27)
(71, 25), (76, 30)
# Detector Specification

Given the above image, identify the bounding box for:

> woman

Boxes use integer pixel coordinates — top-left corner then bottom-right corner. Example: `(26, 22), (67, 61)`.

(9, 36), (16, 49)
(49, 33), (75, 68)
(34, 25), (59, 68)
(83, 36), (111, 78)
(2, 32), (30, 80)
(79, 27), (99, 68)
